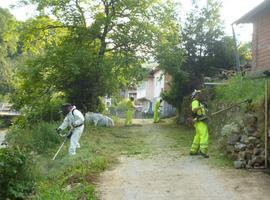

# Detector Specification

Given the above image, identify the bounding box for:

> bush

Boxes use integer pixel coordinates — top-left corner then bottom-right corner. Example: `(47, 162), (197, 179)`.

(6, 122), (61, 154)
(96, 97), (106, 113)
(0, 147), (34, 199)
(115, 99), (129, 112)
(0, 117), (12, 128)
(12, 92), (65, 126)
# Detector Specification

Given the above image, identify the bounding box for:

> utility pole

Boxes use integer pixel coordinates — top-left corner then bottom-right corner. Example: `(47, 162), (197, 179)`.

(232, 24), (240, 71)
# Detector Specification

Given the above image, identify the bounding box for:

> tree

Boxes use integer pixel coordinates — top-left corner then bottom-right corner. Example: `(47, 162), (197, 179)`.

(156, 0), (228, 111)
(13, 0), (179, 113)
(238, 41), (252, 65)
(153, 1), (189, 110)
(182, 0), (224, 77)
(0, 8), (19, 95)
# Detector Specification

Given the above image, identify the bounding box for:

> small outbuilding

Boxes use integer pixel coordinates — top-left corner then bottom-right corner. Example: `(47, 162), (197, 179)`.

(235, 0), (270, 73)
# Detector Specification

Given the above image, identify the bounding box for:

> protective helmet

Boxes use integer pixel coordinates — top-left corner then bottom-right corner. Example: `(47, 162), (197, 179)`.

(62, 103), (73, 115)
(191, 89), (201, 99)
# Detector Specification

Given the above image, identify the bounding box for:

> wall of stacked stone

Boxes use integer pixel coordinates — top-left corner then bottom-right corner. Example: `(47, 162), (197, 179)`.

(218, 113), (266, 169)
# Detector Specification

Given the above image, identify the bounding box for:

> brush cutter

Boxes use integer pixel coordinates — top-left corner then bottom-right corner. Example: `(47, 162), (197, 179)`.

(52, 129), (73, 160)
(198, 98), (252, 121)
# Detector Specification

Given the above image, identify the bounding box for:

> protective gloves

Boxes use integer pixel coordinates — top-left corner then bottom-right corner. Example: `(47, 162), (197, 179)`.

(66, 130), (73, 139)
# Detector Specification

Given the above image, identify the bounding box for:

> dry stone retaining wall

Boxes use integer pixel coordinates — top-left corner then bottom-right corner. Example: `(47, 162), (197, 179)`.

(219, 113), (266, 169)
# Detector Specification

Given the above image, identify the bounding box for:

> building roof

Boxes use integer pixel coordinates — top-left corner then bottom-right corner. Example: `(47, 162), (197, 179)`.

(234, 0), (270, 24)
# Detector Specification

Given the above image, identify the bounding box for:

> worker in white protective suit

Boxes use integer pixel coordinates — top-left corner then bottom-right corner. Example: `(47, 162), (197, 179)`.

(56, 103), (85, 155)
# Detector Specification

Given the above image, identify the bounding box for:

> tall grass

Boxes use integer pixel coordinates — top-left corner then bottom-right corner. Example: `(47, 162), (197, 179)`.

(6, 122), (61, 154)
(215, 74), (268, 103)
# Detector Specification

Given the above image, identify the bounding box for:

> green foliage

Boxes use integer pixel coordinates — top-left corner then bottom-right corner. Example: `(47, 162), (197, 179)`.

(11, 63), (66, 123)
(152, 1), (189, 110)
(96, 97), (106, 114)
(156, 0), (233, 111)
(0, 7), (19, 95)
(182, 0), (225, 76)
(34, 183), (96, 200)
(90, 156), (108, 171)
(215, 74), (266, 103)
(12, 0), (175, 112)
(161, 72), (192, 110)
(18, 16), (67, 54)
(6, 121), (61, 153)
(115, 99), (129, 112)
(238, 42), (252, 65)
(0, 147), (34, 199)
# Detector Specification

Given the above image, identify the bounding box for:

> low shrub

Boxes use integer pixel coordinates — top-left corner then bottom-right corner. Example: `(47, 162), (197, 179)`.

(0, 147), (34, 199)
(6, 121), (61, 154)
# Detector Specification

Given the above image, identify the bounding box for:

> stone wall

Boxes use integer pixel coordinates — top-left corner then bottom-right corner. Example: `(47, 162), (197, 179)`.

(219, 113), (266, 169)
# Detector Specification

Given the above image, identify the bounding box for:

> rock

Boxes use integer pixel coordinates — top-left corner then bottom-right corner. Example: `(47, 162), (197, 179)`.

(234, 160), (246, 169)
(252, 155), (265, 165)
(248, 159), (255, 167)
(243, 113), (257, 126)
(248, 136), (256, 144)
(65, 184), (72, 192)
(240, 135), (249, 144)
(256, 144), (261, 148)
(238, 119), (245, 129)
(218, 137), (227, 148)
(221, 123), (240, 136)
(226, 145), (235, 154)
(246, 127), (257, 134)
(253, 131), (261, 138)
(245, 151), (253, 160)
(253, 148), (261, 156)
(234, 143), (246, 151)
(254, 163), (261, 167)
(230, 153), (238, 160)
(246, 164), (252, 169)
(255, 139), (261, 145)
(246, 130), (259, 137)
(227, 133), (241, 145)
(247, 143), (255, 150)
(238, 151), (246, 161)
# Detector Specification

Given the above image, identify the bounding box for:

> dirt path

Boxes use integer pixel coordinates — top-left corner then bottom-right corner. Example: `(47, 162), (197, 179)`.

(97, 123), (270, 200)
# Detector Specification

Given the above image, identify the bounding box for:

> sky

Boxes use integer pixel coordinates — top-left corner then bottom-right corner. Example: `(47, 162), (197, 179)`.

(0, 0), (265, 43)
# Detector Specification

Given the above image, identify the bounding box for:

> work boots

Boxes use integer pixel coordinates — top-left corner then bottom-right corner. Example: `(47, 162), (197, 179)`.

(189, 151), (209, 158)
(199, 151), (209, 158)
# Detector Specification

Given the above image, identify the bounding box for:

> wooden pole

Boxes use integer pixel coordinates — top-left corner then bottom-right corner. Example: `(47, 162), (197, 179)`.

(265, 80), (268, 168)
(231, 25), (240, 71)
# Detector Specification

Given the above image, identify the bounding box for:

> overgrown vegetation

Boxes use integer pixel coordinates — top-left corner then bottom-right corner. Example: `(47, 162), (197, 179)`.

(0, 0), (254, 198)
(6, 122), (61, 154)
(215, 75), (267, 103)
(158, 0), (251, 111)
(0, 147), (34, 200)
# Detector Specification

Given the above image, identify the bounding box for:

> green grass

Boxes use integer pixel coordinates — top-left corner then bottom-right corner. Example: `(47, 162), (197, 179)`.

(29, 124), (153, 199)
(215, 74), (269, 103)
(5, 120), (233, 199)
(210, 74), (270, 167)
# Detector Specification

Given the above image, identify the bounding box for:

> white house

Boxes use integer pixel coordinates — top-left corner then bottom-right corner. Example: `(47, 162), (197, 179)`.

(120, 67), (176, 117)
(136, 68), (175, 117)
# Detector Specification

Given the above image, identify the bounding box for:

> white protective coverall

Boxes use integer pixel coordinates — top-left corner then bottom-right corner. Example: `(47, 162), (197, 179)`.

(58, 106), (85, 155)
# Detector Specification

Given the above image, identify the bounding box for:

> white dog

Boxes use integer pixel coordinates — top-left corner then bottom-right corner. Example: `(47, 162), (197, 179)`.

(85, 112), (114, 127)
